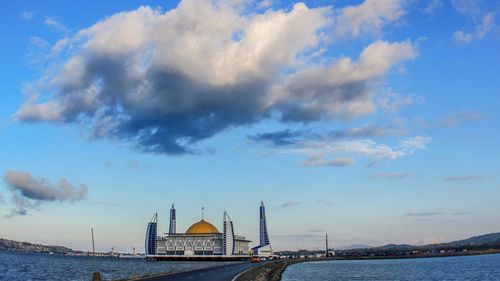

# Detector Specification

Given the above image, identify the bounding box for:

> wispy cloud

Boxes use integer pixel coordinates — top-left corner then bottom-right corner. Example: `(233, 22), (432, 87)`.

(413, 111), (485, 130)
(371, 172), (413, 179)
(405, 210), (470, 219)
(257, 0), (273, 9)
(249, 123), (406, 148)
(442, 175), (485, 182)
(44, 17), (67, 32)
(273, 233), (323, 240)
(422, 0), (442, 14)
(453, 12), (496, 44)
(293, 136), (430, 168)
(304, 157), (355, 167)
(252, 126), (429, 167)
(279, 201), (302, 208)
(451, 211), (470, 216)
(126, 160), (150, 171)
(405, 211), (443, 217)
(249, 130), (308, 146)
(316, 200), (333, 206)
(308, 229), (327, 233)
(377, 92), (422, 113)
(20, 11), (36, 20)
(90, 200), (127, 208)
(451, 0), (481, 18)
(330, 124), (406, 139)
(335, 0), (407, 38)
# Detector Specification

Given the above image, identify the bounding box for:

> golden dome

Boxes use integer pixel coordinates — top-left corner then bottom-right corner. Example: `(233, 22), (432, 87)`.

(186, 219), (220, 234)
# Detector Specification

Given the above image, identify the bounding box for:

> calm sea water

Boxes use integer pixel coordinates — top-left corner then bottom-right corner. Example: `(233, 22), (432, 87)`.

(282, 254), (500, 281)
(0, 252), (238, 281)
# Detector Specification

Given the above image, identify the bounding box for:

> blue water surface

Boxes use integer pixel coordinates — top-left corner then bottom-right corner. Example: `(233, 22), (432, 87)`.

(0, 252), (238, 281)
(282, 254), (500, 281)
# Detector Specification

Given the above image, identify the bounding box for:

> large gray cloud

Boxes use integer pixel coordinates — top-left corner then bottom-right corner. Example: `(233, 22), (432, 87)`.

(15, 0), (416, 154)
(5, 171), (87, 202)
(3, 170), (87, 217)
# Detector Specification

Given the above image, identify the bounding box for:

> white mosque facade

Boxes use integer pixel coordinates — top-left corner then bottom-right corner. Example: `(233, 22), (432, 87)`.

(145, 205), (252, 260)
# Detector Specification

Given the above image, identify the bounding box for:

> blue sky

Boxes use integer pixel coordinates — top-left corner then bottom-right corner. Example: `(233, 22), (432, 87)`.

(0, 0), (499, 252)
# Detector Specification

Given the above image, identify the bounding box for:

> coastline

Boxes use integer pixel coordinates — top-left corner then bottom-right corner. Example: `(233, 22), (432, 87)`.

(235, 250), (500, 281)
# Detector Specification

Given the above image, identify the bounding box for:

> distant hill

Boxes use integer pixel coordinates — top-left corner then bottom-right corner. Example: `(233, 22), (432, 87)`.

(337, 244), (372, 250)
(371, 233), (500, 252)
(434, 233), (500, 248)
(0, 238), (75, 254)
(376, 244), (414, 250)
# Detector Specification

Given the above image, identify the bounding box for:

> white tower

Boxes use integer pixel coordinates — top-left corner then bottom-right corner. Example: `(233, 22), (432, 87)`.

(223, 211), (235, 256)
(169, 204), (176, 235)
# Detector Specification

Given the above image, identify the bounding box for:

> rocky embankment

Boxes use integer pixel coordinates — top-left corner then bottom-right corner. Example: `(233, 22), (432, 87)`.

(236, 259), (308, 281)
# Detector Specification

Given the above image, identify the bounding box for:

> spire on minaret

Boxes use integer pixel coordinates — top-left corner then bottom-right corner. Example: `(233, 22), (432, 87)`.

(201, 207), (205, 220)
(259, 201), (270, 247)
(168, 203), (176, 235)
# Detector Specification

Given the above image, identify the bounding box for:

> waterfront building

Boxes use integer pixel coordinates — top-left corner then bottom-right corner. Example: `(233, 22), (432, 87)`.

(145, 205), (251, 260)
(252, 201), (274, 257)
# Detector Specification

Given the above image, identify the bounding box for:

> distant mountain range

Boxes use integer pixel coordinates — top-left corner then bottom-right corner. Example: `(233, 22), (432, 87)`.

(336, 244), (373, 250)
(0, 238), (76, 254)
(342, 233), (500, 252)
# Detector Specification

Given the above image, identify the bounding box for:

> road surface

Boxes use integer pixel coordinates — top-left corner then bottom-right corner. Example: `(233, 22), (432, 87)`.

(133, 262), (259, 281)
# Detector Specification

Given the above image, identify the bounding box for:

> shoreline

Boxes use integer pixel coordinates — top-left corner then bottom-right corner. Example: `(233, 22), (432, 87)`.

(235, 250), (500, 281)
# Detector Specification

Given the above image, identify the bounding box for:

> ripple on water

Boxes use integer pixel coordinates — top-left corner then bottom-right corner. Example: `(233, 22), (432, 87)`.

(281, 254), (500, 281)
(0, 252), (239, 281)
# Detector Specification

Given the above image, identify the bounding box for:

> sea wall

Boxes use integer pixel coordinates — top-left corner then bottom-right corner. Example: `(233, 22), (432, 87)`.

(235, 259), (307, 281)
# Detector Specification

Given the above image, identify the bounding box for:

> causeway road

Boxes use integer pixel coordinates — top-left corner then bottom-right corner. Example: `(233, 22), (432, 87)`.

(132, 262), (260, 281)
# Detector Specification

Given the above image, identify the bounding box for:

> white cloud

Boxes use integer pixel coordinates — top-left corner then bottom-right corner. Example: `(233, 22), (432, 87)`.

(304, 157), (355, 167)
(335, 0), (407, 38)
(451, 0), (481, 18)
(271, 136), (430, 167)
(422, 0), (442, 14)
(20, 11), (36, 20)
(371, 172), (413, 179)
(3, 170), (87, 218)
(5, 171), (87, 202)
(405, 211), (443, 217)
(377, 91), (421, 113)
(453, 12), (496, 44)
(15, 1), (417, 155)
(438, 111), (484, 127)
(279, 201), (302, 208)
(44, 17), (68, 32)
(453, 30), (474, 43)
(443, 175), (485, 182)
(29, 36), (50, 49)
(475, 12), (495, 39)
(257, 0), (273, 9)
(275, 40), (416, 121)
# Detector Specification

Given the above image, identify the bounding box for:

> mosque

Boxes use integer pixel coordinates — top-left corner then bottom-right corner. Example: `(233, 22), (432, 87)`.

(145, 204), (265, 260)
